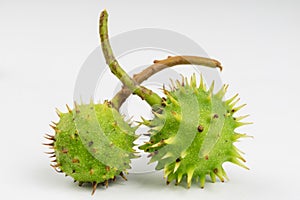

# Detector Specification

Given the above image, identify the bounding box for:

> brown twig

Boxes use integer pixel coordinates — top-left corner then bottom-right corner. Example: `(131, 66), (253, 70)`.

(111, 55), (222, 109)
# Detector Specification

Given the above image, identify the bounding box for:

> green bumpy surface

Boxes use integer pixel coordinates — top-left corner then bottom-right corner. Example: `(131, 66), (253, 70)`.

(140, 74), (250, 188)
(48, 101), (138, 185)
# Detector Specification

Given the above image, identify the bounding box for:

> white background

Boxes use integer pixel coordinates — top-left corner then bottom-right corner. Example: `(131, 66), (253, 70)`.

(1, 0), (300, 199)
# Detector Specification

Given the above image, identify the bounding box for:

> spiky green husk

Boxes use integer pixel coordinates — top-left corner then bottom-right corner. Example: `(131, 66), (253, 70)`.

(140, 74), (251, 188)
(45, 101), (138, 194)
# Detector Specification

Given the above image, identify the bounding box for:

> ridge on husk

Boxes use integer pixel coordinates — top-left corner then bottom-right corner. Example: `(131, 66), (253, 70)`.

(44, 101), (138, 195)
(139, 74), (251, 188)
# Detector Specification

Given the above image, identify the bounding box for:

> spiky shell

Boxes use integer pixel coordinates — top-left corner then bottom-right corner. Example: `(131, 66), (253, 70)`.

(139, 74), (251, 188)
(45, 101), (138, 194)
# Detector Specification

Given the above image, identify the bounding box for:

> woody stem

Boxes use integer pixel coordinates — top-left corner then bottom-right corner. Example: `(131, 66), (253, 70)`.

(111, 56), (222, 109)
